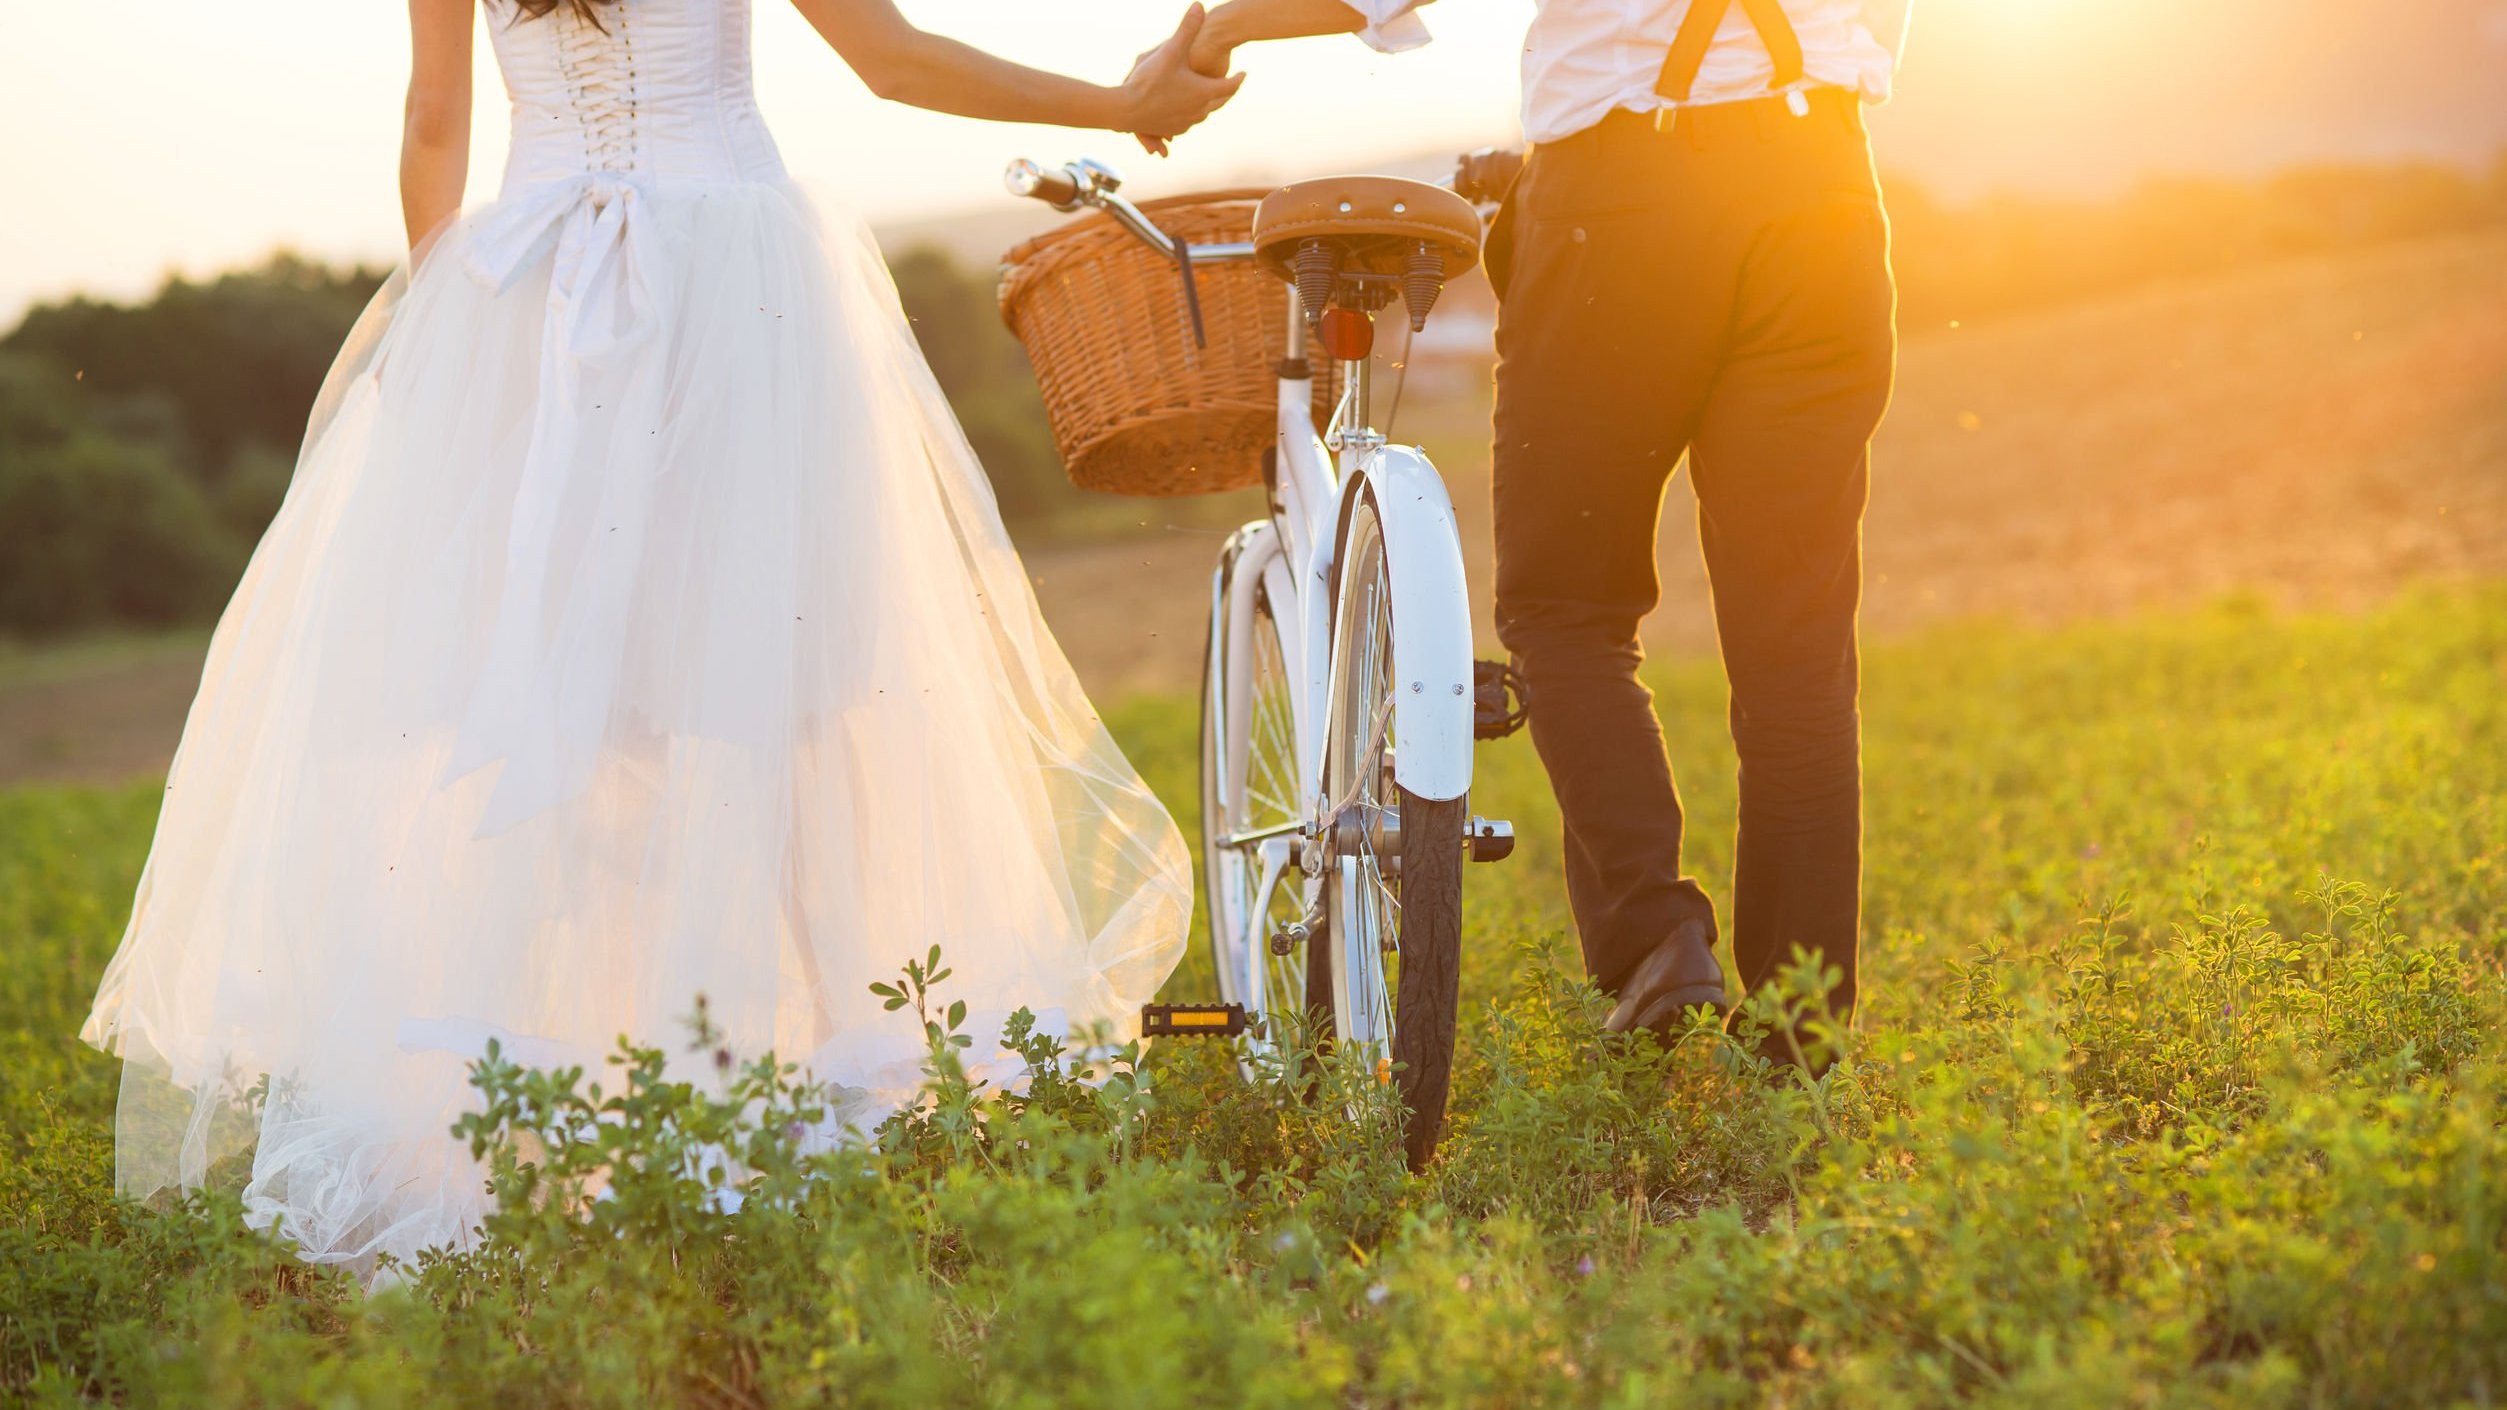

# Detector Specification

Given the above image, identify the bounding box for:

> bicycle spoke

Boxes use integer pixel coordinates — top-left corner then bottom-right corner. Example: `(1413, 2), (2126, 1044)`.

(1206, 555), (1312, 1056)
(1325, 502), (1411, 1057)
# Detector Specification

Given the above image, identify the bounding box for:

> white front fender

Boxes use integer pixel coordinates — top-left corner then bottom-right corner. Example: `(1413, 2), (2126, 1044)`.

(1339, 445), (1476, 802)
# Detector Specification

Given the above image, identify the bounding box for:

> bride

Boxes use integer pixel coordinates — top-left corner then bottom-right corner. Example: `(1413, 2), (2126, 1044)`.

(78, 0), (1236, 1273)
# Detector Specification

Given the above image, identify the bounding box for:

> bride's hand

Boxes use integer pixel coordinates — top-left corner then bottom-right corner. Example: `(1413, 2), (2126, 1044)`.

(1121, 4), (1245, 156)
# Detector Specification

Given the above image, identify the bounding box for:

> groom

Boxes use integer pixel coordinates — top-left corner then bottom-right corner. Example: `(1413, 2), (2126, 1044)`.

(1193, 0), (1907, 1066)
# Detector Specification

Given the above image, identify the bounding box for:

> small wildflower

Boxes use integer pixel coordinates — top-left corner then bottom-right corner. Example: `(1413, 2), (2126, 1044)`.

(1575, 1254), (1595, 1278)
(1365, 1282), (1389, 1306)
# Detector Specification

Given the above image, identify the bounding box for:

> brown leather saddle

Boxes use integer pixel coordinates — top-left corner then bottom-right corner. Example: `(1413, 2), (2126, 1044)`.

(1250, 175), (1482, 332)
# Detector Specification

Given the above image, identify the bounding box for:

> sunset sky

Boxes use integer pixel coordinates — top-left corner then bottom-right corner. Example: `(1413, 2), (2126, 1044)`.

(4, 0), (2503, 323)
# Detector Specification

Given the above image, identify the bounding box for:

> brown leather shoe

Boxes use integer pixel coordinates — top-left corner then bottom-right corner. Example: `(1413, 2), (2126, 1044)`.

(1604, 919), (1729, 1035)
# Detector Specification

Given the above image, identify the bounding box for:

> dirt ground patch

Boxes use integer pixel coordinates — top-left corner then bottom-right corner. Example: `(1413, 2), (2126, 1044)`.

(7, 230), (2503, 788)
(0, 635), (210, 788)
(1029, 227), (2507, 692)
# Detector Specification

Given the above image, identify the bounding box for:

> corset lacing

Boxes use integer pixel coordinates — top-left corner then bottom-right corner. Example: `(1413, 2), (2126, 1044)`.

(454, 5), (677, 820)
(553, 6), (643, 175)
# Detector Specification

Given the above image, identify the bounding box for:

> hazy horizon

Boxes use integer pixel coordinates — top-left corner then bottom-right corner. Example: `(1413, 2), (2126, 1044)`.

(5, 0), (2504, 325)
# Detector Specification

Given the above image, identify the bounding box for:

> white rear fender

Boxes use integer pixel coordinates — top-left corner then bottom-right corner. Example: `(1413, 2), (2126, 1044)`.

(1339, 446), (1475, 802)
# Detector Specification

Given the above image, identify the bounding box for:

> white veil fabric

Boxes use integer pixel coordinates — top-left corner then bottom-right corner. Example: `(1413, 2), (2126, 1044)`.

(79, 174), (1192, 1271)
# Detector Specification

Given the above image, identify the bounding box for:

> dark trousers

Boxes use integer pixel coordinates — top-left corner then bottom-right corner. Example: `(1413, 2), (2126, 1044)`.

(1489, 91), (1896, 1024)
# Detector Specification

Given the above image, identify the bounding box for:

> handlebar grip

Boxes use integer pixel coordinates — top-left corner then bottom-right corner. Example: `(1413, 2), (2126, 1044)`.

(1453, 147), (1527, 205)
(1004, 158), (1082, 209)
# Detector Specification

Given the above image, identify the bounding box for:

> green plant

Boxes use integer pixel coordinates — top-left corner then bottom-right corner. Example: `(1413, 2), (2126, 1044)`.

(3, 588), (2503, 1407)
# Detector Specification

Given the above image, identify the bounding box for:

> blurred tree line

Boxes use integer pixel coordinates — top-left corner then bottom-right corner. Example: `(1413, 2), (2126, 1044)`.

(885, 247), (1065, 525)
(0, 245), (1065, 638)
(0, 253), (381, 636)
(3, 155), (2503, 637)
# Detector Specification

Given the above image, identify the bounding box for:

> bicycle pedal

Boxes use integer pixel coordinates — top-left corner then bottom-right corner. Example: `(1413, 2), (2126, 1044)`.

(1467, 816), (1516, 863)
(1473, 659), (1531, 740)
(1141, 1003), (1248, 1037)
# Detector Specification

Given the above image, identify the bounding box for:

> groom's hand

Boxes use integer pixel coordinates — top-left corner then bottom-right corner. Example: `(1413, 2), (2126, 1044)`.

(1188, 4), (1240, 77)
(1123, 3), (1245, 156)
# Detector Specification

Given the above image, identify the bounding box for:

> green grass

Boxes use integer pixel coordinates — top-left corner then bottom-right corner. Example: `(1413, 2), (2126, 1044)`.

(4, 588), (2504, 1408)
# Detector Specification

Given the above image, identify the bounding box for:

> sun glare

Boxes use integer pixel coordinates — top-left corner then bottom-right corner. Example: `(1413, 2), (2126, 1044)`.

(1933, 0), (2108, 47)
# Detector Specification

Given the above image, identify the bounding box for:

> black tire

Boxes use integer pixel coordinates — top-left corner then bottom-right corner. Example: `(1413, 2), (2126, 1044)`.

(1387, 788), (1465, 1170)
(1318, 487), (1467, 1172)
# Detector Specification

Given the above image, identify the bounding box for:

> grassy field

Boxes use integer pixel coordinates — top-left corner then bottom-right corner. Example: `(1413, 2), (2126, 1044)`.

(6, 229), (2497, 794)
(3, 585), (2503, 1407)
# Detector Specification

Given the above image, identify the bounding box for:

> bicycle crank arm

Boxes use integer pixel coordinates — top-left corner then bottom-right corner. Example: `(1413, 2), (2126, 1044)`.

(1271, 898), (1327, 956)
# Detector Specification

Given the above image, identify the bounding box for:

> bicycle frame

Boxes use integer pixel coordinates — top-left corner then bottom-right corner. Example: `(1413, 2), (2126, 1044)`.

(1211, 275), (1477, 1041)
(1009, 156), (1488, 1030)
(1011, 156), (1515, 1166)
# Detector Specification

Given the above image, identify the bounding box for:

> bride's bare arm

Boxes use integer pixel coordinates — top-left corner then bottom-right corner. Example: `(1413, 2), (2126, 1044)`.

(791, 0), (1242, 140)
(402, 0), (476, 253)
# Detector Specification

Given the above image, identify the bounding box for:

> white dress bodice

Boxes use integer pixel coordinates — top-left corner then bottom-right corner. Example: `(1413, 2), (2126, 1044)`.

(488, 0), (785, 194)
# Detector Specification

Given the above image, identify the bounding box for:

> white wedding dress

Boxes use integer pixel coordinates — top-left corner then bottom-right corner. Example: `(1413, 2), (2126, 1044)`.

(79, 0), (1191, 1272)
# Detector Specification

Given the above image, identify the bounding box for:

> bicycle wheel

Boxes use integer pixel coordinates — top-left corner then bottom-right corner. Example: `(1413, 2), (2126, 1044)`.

(1200, 529), (1314, 1054)
(1319, 491), (1465, 1170)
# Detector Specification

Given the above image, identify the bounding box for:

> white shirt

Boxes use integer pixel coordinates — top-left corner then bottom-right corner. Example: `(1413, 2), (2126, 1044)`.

(1343, 1), (1912, 145)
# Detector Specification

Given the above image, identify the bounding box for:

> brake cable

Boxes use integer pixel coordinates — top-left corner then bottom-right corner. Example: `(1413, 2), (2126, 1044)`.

(1382, 293), (1416, 437)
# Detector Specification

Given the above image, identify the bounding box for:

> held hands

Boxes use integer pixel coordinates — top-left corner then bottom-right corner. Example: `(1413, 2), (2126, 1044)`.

(1123, 4), (1244, 156)
(1187, 6), (1240, 78)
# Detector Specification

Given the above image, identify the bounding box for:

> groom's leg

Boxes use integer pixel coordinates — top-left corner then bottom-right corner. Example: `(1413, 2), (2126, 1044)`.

(1685, 102), (1899, 1037)
(1488, 126), (1729, 997)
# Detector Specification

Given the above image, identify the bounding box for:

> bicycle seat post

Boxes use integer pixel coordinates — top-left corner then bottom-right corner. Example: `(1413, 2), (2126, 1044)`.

(1315, 303), (1381, 455)
(1282, 282), (1309, 378)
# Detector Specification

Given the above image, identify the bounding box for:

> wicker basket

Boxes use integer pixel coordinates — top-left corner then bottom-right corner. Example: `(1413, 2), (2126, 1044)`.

(999, 190), (1335, 497)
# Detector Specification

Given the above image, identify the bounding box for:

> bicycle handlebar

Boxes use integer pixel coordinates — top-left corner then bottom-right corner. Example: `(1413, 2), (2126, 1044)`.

(1451, 147), (1525, 206)
(1006, 151), (1524, 263)
(1002, 151), (1521, 361)
(1003, 156), (1083, 210)
(1005, 157), (1255, 264)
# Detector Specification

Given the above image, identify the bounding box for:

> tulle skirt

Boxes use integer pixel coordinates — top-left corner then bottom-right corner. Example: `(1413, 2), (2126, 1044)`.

(78, 175), (1192, 1271)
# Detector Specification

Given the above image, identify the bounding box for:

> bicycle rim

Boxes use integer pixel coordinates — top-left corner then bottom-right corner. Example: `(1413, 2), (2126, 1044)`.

(1201, 540), (1308, 1054)
(1321, 492), (1464, 1167)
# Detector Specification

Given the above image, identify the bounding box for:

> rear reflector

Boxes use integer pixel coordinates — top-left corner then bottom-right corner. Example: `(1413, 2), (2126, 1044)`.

(1317, 306), (1374, 362)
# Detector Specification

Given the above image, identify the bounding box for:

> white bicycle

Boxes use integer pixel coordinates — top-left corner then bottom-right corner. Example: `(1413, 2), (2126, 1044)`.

(1008, 153), (1529, 1167)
